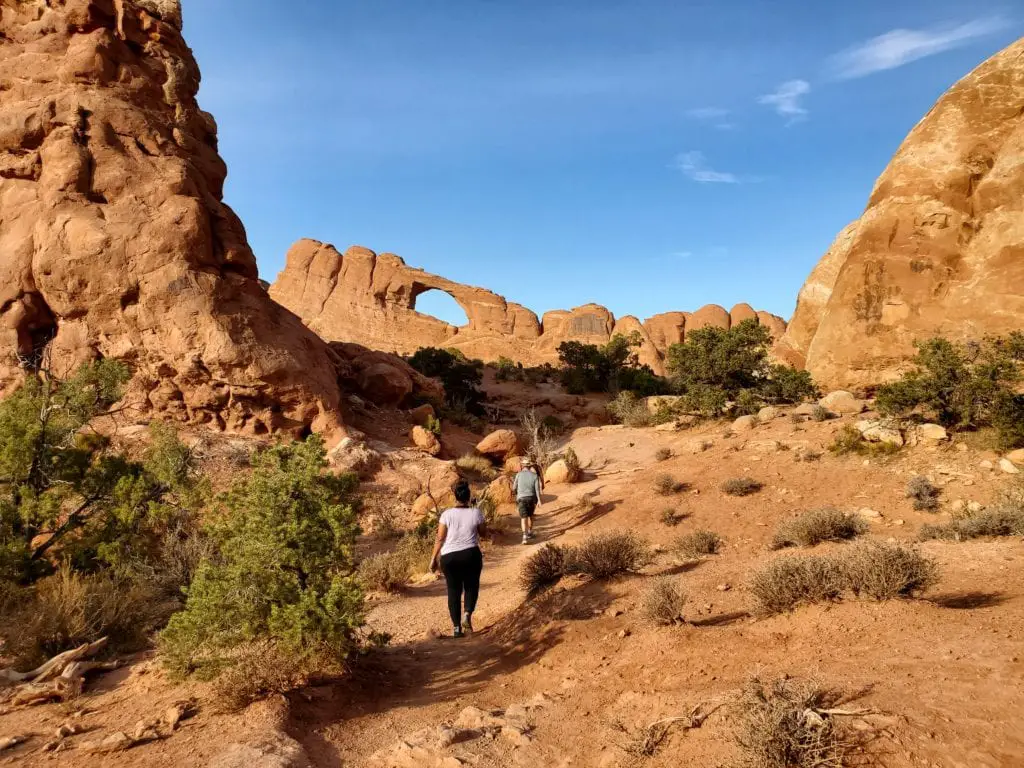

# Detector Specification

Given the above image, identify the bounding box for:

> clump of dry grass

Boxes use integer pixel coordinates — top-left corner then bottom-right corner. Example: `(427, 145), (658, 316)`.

(841, 541), (938, 600)
(810, 405), (834, 422)
(357, 550), (413, 593)
(748, 554), (847, 615)
(655, 447), (673, 462)
(722, 477), (764, 497)
(0, 567), (161, 668)
(659, 507), (684, 526)
(905, 476), (940, 511)
(674, 530), (723, 558)
(654, 473), (687, 496)
(519, 544), (569, 596)
(212, 641), (315, 712)
(749, 541), (938, 615)
(771, 508), (867, 550)
(642, 578), (687, 625)
(567, 531), (653, 580)
(919, 507), (1024, 541)
(455, 453), (498, 481)
(733, 676), (850, 768)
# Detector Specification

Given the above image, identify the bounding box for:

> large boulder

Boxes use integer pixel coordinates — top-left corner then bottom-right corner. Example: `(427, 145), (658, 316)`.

(475, 430), (521, 460)
(544, 459), (580, 485)
(780, 38), (1024, 389)
(855, 420), (904, 447)
(819, 391), (866, 415)
(357, 363), (413, 407)
(485, 475), (515, 505)
(0, 0), (348, 439)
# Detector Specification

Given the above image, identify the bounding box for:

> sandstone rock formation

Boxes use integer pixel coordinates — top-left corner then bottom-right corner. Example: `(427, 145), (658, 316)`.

(270, 240), (787, 375)
(780, 37), (1024, 388)
(0, 0), (351, 437)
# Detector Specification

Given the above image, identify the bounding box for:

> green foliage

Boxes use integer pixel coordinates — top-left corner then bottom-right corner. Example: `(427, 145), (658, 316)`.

(876, 336), (1024, 449)
(0, 361), (202, 585)
(828, 425), (865, 455)
(494, 356), (520, 382)
(607, 391), (651, 427)
(160, 437), (364, 676)
(665, 321), (815, 416)
(407, 347), (486, 416)
(558, 333), (668, 396)
(424, 414), (442, 436)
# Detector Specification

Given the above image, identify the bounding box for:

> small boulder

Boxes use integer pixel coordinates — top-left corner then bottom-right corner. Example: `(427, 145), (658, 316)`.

(356, 362), (414, 406)
(857, 507), (883, 520)
(757, 405), (780, 421)
(410, 426), (441, 457)
(476, 430), (521, 460)
(1005, 448), (1024, 466)
(999, 458), (1020, 475)
(819, 390), (866, 415)
(544, 459), (580, 485)
(980, 460), (994, 470)
(794, 403), (817, 416)
(504, 455), (524, 473)
(917, 423), (948, 442)
(732, 415), (758, 432)
(486, 475), (515, 505)
(856, 420), (904, 447)
(408, 403), (436, 427)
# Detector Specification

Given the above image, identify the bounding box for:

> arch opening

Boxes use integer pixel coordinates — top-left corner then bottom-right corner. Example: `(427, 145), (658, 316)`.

(412, 288), (470, 328)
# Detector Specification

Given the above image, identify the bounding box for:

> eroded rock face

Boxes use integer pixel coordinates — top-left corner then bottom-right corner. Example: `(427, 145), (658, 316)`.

(270, 240), (787, 374)
(780, 38), (1024, 388)
(0, 0), (348, 438)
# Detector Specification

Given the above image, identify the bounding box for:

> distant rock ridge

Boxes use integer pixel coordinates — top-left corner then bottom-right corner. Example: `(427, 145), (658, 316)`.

(780, 36), (1024, 389)
(0, 0), (350, 438)
(270, 239), (788, 374)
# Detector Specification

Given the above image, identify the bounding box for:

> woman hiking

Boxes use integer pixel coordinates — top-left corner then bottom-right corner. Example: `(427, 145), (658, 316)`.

(429, 480), (487, 638)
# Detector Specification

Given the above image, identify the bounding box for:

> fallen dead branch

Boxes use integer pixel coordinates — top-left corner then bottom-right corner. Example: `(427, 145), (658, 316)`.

(615, 700), (726, 758)
(78, 699), (197, 754)
(0, 638), (120, 707)
(0, 735), (30, 752)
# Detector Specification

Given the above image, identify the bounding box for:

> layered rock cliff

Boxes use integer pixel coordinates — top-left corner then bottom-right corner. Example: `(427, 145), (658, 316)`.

(780, 37), (1024, 388)
(270, 239), (788, 374)
(0, 0), (349, 437)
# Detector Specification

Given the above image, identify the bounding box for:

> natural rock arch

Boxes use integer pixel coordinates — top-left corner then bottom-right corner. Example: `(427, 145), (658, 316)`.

(410, 286), (471, 328)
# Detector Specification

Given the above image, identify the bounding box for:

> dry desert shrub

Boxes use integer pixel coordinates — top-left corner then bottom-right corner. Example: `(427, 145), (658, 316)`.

(919, 507), (1024, 541)
(1, 567), (160, 667)
(749, 554), (847, 615)
(659, 507), (684, 526)
(733, 676), (849, 768)
(357, 550), (413, 593)
(722, 477), (764, 497)
(841, 541), (938, 600)
(455, 453), (498, 481)
(655, 447), (673, 462)
(771, 508), (868, 550)
(567, 531), (653, 580)
(212, 641), (314, 712)
(642, 578), (687, 625)
(607, 392), (652, 427)
(906, 476), (940, 511)
(810, 405), (834, 422)
(828, 425), (864, 455)
(674, 530), (723, 558)
(654, 473), (687, 496)
(519, 544), (569, 596)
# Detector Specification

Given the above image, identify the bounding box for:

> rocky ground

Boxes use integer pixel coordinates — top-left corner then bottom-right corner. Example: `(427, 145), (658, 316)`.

(3, 398), (1023, 767)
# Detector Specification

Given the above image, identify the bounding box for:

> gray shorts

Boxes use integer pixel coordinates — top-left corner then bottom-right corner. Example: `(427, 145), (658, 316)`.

(517, 498), (537, 519)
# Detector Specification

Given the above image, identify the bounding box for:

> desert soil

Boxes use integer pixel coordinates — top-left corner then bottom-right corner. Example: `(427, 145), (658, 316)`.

(2, 409), (1023, 767)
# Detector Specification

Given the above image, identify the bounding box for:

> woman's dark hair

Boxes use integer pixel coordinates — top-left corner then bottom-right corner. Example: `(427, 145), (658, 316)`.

(453, 480), (472, 505)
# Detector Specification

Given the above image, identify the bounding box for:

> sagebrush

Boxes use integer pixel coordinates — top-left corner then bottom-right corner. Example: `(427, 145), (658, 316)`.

(642, 578), (687, 625)
(771, 509), (867, 550)
(674, 530), (722, 558)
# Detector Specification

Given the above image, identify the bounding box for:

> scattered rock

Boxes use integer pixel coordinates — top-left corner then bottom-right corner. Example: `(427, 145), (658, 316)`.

(717, 583), (732, 592)
(544, 459), (580, 485)
(819, 391), (866, 415)
(999, 458), (1020, 475)
(210, 733), (314, 768)
(1005, 449), (1024, 466)
(732, 415), (758, 432)
(757, 406), (780, 421)
(411, 426), (441, 457)
(617, 629), (631, 639)
(857, 508), (883, 520)
(475, 430), (521, 460)
(856, 420), (904, 447)
(981, 460), (995, 470)
(917, 424), (948, 442)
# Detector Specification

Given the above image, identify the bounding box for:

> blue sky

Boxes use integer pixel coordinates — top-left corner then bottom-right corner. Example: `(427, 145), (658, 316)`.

(182, 1), (1021, 326)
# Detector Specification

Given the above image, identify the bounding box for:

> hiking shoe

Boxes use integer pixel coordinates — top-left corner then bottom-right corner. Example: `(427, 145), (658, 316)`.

(453, 626), (464, 639)
(522, 535), (530, 545)
(462, 613), (473, 635)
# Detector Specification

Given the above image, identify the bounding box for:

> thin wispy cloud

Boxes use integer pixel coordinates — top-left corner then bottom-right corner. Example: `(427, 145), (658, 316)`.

(673, 151), (739, 184)
(758, 80), (810, 122)
(829, 18), (1007, 80)
(687, 106), (736, 131)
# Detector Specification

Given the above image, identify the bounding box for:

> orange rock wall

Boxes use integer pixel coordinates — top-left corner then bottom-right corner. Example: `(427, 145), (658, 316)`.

(270, 240), (788, 374)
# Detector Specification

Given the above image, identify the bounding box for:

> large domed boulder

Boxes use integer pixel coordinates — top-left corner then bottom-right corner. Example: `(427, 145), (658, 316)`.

(780, 38), (1024, 388)
(0, 0), (346, 438)
(475, 429), (521, 461)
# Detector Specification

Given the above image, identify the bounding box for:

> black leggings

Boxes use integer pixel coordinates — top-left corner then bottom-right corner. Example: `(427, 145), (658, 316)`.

(440, 547), (483, 627)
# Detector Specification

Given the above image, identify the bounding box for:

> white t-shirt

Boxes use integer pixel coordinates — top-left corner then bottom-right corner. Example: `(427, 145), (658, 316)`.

(439, 506), (485, 556)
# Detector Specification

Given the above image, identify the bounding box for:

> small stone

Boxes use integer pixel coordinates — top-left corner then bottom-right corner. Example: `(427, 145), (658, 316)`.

(999, 458), (1020, 475)
(917, 423), (948, 442)
(893, 519), (905, 526)
(980, 460), (994, 470)
(858, 507), (883, 519)
(617, 629), (631, 639)
(717, 583), (732, 592)
(967, 501), (984, 514)
(956, 443), (969, 453)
